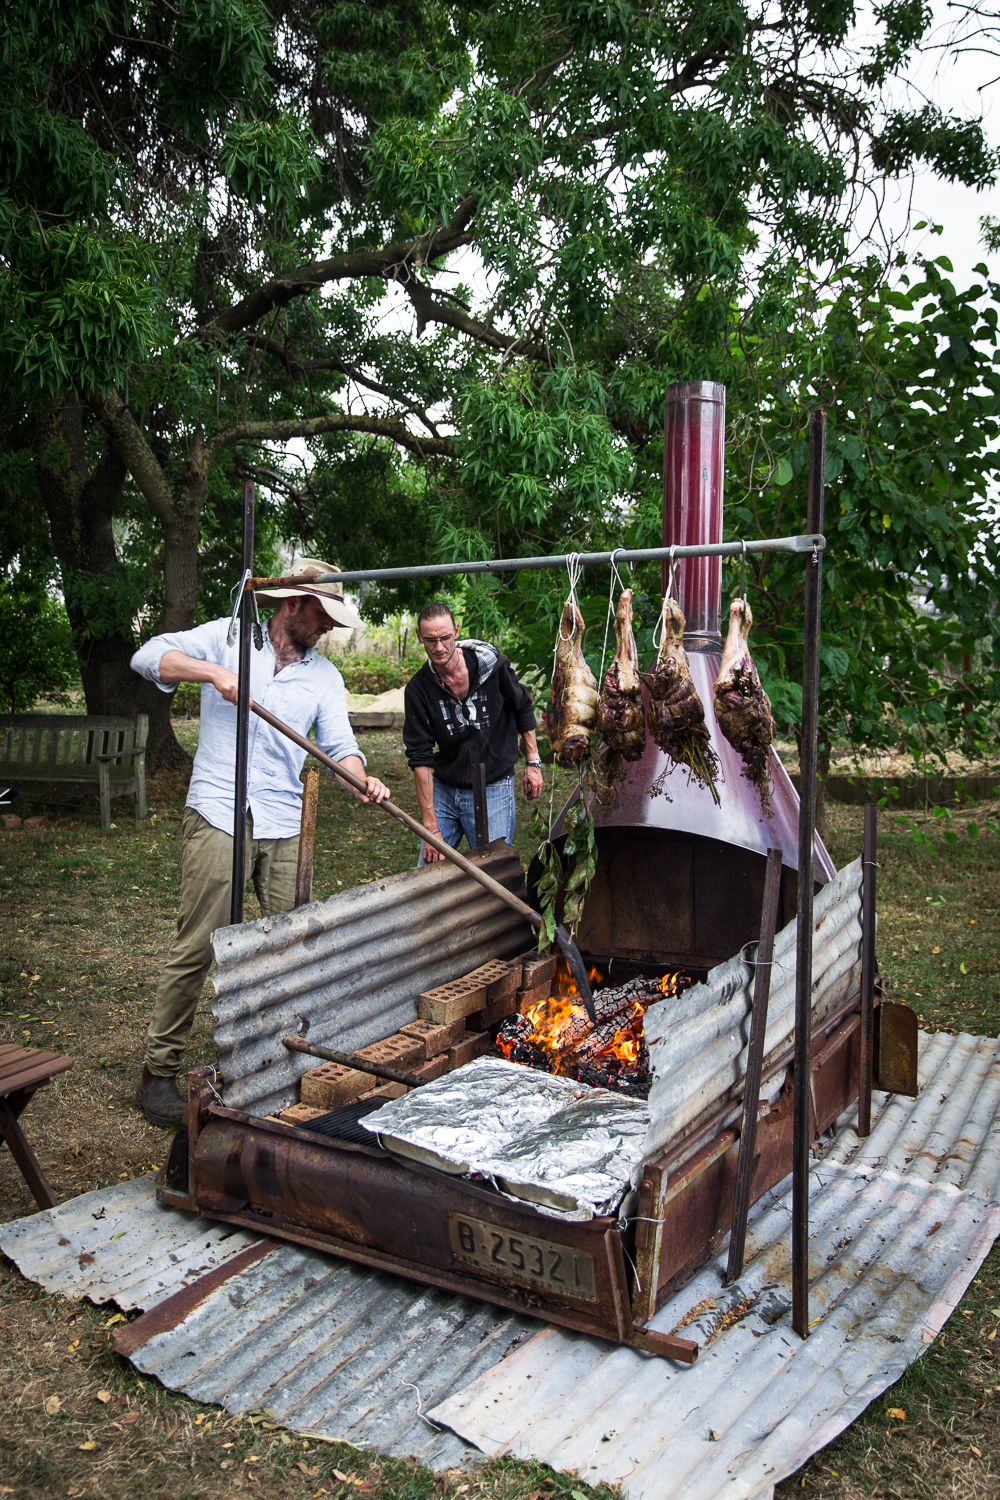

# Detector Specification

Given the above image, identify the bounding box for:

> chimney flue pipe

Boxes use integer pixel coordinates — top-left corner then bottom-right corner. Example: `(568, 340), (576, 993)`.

(662, 381), (727, 650)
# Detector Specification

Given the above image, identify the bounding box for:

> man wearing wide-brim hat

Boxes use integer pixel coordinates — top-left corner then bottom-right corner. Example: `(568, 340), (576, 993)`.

(130, 559), (389, 1127)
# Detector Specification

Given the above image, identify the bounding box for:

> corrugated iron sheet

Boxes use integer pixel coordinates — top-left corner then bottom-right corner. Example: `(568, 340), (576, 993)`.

(641, 856), (863, 1158)
(0, 1174), (259, 1310)
(121, 1239), (537, 1469)
(429, 1028), (1000, 1499)
(4, 1030), (999, 1496)
(211, 843), (533, 1116)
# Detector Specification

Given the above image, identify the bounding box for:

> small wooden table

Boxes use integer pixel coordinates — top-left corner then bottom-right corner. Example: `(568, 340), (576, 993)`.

(0, 1045), (74, 1209)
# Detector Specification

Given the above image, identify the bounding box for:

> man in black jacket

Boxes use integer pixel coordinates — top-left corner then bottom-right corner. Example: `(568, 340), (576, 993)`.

(403, 602), (543, 862)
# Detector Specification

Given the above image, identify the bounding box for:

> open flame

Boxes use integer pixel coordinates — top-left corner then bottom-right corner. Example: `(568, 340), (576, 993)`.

(551, 955), (604, 997)
(660, 970), (689, 998)
(496, 959), (693, 1095)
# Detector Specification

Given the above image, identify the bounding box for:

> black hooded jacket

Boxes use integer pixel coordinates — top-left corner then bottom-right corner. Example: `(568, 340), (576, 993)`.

(402, 640), (537, 787)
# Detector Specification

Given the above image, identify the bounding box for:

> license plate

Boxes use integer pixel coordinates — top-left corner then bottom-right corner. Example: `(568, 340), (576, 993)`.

(448, 1212), (598, 1301)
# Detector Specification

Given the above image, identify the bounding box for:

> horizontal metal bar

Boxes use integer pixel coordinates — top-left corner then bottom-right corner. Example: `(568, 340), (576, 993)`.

(249, 533), (825, 590)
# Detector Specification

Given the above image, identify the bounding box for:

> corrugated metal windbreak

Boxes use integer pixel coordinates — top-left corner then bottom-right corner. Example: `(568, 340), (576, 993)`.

(0, 1175), (258, 1311)
(212, 843), (533, 1117)
(642, 857), (862, 1158)
(429, 1029), (1000, 1500)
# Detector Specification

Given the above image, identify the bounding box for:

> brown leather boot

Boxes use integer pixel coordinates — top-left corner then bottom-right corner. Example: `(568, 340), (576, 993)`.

(134, 1065), (186, 1128)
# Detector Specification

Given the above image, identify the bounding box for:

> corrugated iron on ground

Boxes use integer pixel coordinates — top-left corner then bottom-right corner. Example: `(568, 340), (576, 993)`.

(3, 1029), (1000, 1499)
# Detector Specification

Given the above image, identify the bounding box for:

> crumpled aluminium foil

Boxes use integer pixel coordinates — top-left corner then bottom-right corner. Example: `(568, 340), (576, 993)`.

(361, 1057), (651, 1222)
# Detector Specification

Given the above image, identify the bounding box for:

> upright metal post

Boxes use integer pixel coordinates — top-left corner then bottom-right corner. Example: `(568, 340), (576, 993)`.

(857, 803), (878, 1136)
(230, 479), (255, 924)
(471, 762), (489, 848)
(726, 847), (784, 1285)
(792, 411), (825, 1339)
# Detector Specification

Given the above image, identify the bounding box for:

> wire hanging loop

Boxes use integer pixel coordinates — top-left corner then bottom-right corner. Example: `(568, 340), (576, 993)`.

(654, 547), (676, 650)
(559, 551), (584, 640)
(739, 538), (747, 605)
(598, 547), (628, 685)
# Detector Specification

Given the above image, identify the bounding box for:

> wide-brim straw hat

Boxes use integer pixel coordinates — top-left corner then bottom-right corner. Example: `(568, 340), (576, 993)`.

(255, 558), (363, 631)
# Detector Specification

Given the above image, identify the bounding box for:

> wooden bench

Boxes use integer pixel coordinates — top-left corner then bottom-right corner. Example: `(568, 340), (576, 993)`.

(0, 1045), (74, 1209)
(0, 713), (148, 830)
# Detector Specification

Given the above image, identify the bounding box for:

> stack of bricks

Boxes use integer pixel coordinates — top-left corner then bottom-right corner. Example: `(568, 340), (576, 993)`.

(516, 952), (557, 1014)
(278, 955), (525, 1128)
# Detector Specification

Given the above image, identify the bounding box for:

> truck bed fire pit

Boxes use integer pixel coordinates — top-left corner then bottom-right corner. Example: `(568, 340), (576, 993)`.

(157, 388), (918, 1361)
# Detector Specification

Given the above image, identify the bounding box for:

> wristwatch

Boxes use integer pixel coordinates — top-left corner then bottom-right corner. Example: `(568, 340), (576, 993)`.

(525, 758), (542, 767)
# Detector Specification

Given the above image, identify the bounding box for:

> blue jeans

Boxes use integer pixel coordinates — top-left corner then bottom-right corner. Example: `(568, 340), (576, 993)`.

(418, 774), (516, 865)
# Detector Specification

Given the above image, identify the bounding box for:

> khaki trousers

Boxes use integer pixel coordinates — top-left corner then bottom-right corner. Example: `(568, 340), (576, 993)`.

(144, 806), (299, 1077)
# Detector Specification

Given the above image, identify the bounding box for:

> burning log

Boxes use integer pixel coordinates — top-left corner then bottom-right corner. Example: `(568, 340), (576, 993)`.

(495, 964), (690, 1100)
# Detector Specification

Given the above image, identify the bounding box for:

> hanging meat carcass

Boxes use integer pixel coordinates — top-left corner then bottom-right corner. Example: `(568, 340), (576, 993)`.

(713, 598), (776, 817)
(642, 595), (721, 804)
(596, 589), (646, 763)
(548, 600), (598, 766)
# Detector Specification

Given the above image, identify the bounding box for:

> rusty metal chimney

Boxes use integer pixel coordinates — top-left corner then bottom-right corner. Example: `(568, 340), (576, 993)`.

(661, 381), (727, 650)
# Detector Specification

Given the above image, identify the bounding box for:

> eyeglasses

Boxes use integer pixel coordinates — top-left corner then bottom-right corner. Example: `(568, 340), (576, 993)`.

(420, 632), (456, 647)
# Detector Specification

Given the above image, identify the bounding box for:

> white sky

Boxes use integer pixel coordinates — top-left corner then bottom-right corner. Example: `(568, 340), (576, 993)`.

(855, 0), (1000, 285)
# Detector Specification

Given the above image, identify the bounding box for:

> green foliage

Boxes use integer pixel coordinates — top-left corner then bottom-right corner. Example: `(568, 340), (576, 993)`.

(0, 578), (78, 714)
(710, 255), (1000, 765)
(333, 653), (417, 694)
(531, 791), (597, 949)
(3, 0), (998, 766)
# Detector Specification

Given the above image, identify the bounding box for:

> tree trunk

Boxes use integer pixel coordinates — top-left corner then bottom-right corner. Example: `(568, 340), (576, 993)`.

(35, 400), (191, 773)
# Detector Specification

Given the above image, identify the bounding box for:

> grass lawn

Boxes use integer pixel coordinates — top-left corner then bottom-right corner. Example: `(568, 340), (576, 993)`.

(0, 727), (998, 1499)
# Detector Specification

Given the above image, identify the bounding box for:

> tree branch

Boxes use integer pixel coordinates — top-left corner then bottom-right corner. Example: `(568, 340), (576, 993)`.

(88, 389), (176, 526)
(246, 334), (443, 437)
(403, 278), (545, 361)
(205, 412), (455, 468)
(201, 196), (479, 340)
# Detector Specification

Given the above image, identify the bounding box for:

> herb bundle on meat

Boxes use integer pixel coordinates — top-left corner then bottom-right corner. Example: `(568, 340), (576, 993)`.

(713, 597), (776, 816)
(596, 589), (646, 762)
(642, 595), (720, 803)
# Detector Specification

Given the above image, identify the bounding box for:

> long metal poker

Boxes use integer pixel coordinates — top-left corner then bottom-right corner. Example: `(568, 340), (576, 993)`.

(250, 701), (597, 1021)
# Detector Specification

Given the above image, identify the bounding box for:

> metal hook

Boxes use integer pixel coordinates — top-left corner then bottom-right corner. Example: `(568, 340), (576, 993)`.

(251, 588), (264, 651)
(740, 539), (747, 604)
(227, 567), (252, 646)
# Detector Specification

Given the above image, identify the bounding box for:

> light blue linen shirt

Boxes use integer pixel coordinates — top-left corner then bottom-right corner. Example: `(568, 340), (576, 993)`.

(130, 618), (365, 839)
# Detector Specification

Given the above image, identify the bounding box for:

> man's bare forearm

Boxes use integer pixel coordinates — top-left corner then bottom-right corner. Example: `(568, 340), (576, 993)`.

(414, 766), (438, 827)
(158, 650), (240, 703)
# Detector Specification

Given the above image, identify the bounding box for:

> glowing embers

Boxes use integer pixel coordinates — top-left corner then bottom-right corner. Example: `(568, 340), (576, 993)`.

(496, 962), (691, 1100)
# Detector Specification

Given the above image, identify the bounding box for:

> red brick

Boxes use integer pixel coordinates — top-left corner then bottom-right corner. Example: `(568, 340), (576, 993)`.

(447, 1032), (493, 1070)
(357, 1080), (408, 1102)
(353, 1034), (424, 1072)
(410, 1054), (449, 1083)
(520, 953), (557, 989)
(418, 959), (521, 1025)
(300, 1060), (369, 1110)
(465, 991), (518, 1032)
(278, 1102), (330, 1128)
(399, 1017), (466, 1059)
(517, 980), (552, 1014)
